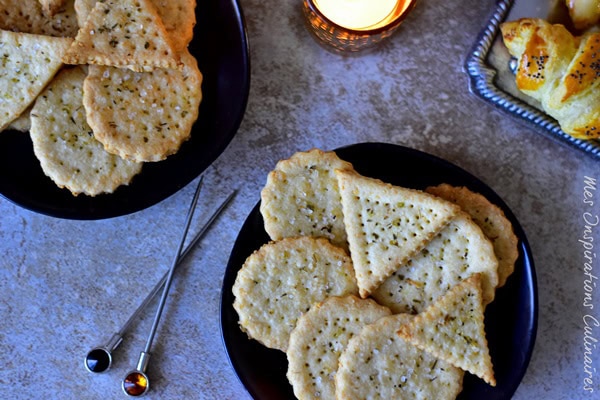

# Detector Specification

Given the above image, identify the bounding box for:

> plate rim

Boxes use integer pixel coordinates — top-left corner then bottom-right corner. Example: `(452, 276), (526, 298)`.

(220, 142), (538, 399)
(0, 0), (251, 220)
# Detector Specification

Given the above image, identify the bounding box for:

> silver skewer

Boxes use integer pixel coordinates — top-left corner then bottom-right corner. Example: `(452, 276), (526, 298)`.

(121, 177), (204, 396)
(84, 179), (235, 376)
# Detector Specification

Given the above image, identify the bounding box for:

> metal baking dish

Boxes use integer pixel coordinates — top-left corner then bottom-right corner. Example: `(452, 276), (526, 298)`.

(465, 0), (600, 160)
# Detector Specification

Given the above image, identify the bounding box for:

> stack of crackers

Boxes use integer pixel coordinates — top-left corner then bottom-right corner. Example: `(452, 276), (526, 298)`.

(233, 149), (519, 399)
(0, 0), (201, 196)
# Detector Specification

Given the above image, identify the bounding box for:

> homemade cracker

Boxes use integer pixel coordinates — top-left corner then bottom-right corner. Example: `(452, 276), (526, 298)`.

(335, 169), (460, 298)
(286, 295), (391, 400)
(260, 149), (355, 250)
(0, 30), (72, 131)
(426, 184), (518, 288)
(397, 274), (496, 386)
(74, 0), (196, 52)
(336, 313), (464, 400)
(39, 0), (67, 16)
(232, 236), (359, 352)
(30, 66), (142, 196)
(62, 0), (181, 71)
(83, 50), (202, 162)
(372, 211), (499, 314)
(7, 107), (31, 132)
(0, 0), (79, 37)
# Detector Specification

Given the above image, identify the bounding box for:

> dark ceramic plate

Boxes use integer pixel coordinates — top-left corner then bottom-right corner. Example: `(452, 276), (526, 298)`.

(221, 142), (538, 399)
(0, 0), (250, 219)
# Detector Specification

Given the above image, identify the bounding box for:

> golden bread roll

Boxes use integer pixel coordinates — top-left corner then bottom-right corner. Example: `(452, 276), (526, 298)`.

(566, 0), (600, 30)
(501, 18), (600, 139)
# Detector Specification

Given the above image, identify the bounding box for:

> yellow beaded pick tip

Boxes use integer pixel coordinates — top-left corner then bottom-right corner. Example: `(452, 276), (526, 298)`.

(123, 371), (148, 397)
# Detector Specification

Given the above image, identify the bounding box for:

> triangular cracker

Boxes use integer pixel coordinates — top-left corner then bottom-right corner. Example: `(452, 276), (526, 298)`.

(372, 211), (499, 314)
(0, 30), (73, 131)
(335, 169), (460, 298)
(62, 0), (181, 71)
(397, 273), (496, 386)
(74, 0), (196, 52)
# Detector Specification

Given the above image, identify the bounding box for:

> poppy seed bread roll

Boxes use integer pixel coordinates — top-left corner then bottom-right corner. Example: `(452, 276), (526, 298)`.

(501, 18), (600, 139)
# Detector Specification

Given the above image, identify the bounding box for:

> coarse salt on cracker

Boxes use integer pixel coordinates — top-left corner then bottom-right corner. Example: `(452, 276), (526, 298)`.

(232, 236), (358, 352)
(83, 49), (202, 162)
(372, 211), (499, 314)
(62, 0), (181, 71)
(30, 66), (142, 196)
(397, 273), (496, 386)
(0, 0), (79, 37)
(335, 169), (460, 298)
(286, 295), (390, 400)
(260, 149), (355, 250)
(426, 184), (518, 288)
(336, 313), (464, 400)
(0, 30), (72, 131)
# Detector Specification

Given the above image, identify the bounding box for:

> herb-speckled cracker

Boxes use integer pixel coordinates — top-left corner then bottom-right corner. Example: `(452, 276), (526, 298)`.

(335, 169), (460, 298)
(83, 50), (202, 162)
(426, 184), (518, 288)
(0, 30), (72, 131)
(397, 273), (496, 386)
(372, 212), (499, 314)
(74, 0), (196, 52)
(260, 149), (355, 250)
(232, 236), (358, 352)
(0, 0), (79, 37)
(286, 295), (391, 400)
(63, 0), (181, 71)
(30, 66), (142, 196)
(336, 313), (464, 400)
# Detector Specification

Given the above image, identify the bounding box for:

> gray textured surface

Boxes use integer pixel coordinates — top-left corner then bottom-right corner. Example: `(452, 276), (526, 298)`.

(1, 0), (599, 399)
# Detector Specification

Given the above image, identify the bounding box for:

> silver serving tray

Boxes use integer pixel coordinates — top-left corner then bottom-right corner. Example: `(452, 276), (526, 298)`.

(465, 0), (600, 160)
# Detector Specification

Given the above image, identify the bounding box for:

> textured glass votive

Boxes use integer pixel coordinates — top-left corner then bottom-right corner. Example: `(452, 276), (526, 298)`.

(302, 0), (417, 53)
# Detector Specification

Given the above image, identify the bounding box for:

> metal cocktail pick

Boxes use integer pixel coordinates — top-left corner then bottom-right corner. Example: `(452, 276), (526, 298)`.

(84, 178), (234, 378)
(121, 177), (205, 396)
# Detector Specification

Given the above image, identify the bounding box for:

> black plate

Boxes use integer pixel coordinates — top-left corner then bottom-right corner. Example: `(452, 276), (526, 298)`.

(0, 0), (250, 219)
(221, 142), (538, 399)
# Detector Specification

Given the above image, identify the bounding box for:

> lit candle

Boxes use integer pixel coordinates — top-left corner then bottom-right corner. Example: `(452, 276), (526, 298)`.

(314, 0), (399, 30)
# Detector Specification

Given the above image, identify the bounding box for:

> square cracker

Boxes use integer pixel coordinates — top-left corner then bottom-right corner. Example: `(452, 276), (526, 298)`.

(397, 273), (496, 386)
(335, 169), (460, 298)
(62, 0), (181, 71)
(0, 30), (73, 131)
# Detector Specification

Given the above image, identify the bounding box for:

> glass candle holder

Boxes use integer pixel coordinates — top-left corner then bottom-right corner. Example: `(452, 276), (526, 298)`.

(302, 0), (417, 53)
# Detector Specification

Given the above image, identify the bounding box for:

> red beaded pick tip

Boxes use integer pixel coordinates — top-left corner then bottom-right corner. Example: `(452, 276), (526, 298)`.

(123, 371), (148, 396)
